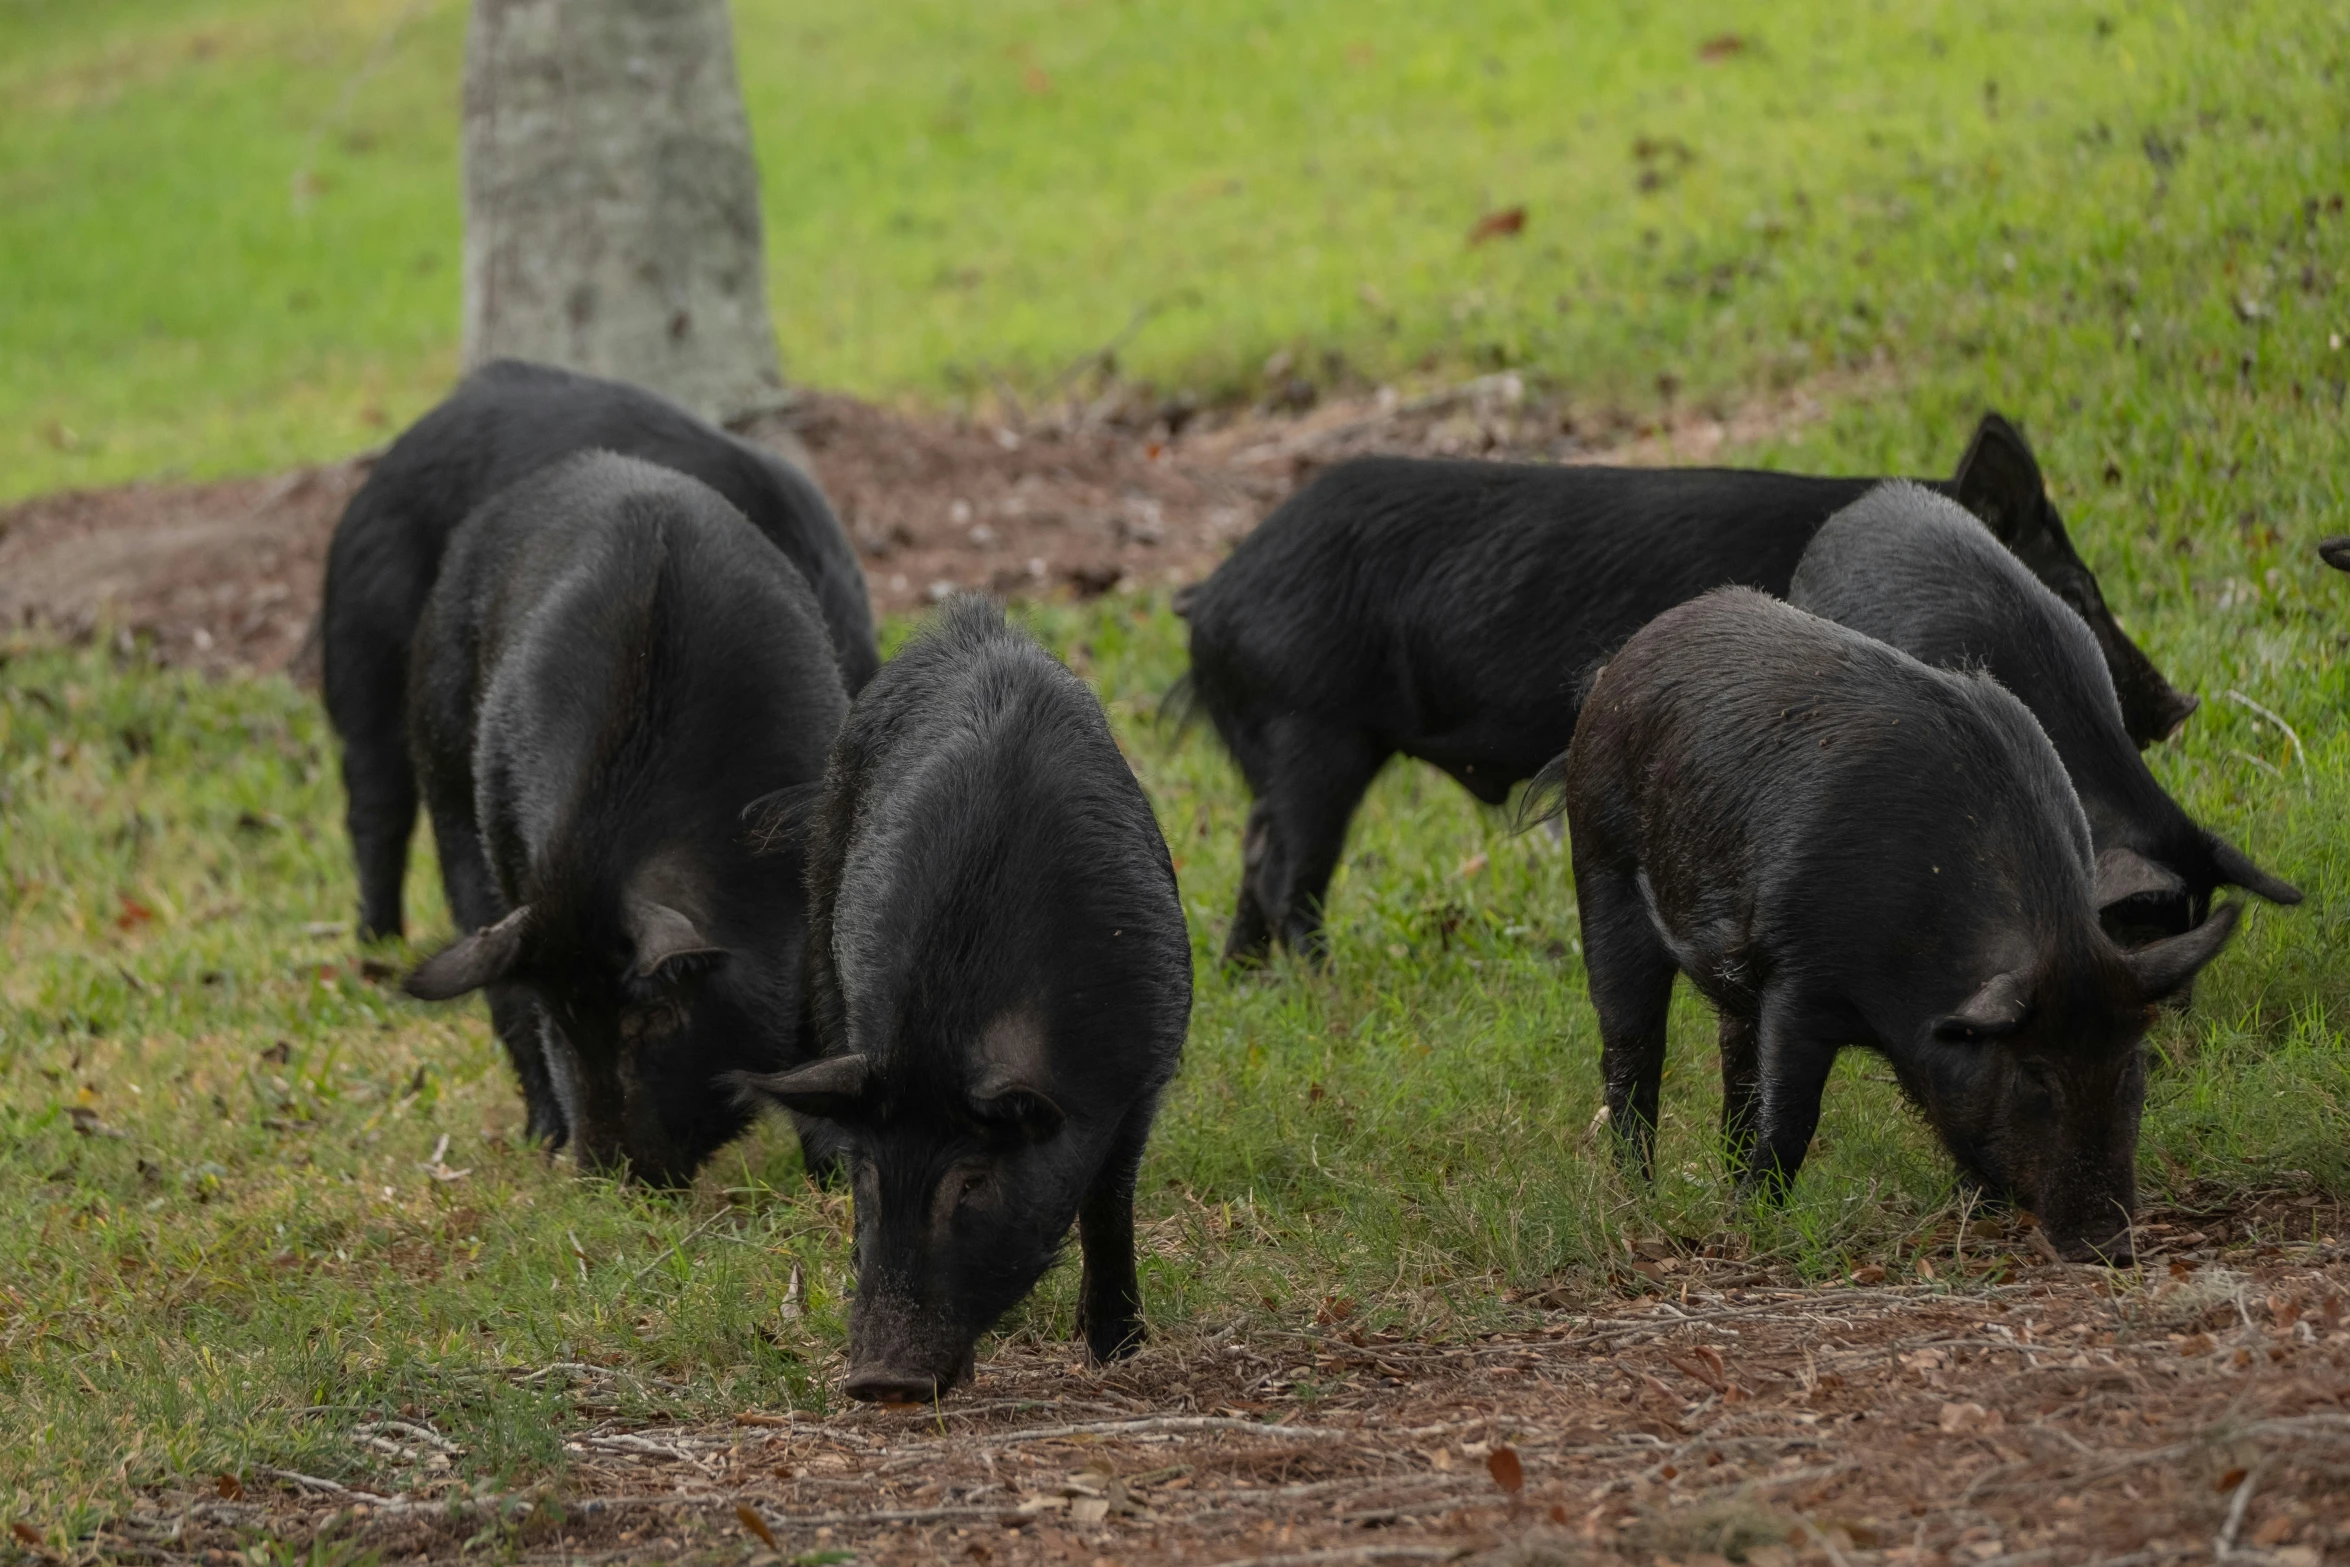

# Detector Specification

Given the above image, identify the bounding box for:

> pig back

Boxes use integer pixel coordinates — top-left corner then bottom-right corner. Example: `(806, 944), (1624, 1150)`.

(814, 599), (1191, 1106)
(1568, 589), (2097, 968)
(447, 453), (847, 889)
(1190, 458), (1870, 765)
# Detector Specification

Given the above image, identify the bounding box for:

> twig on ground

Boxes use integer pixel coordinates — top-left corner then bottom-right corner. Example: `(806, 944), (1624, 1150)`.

(2224, 690), (2306, 775)
(966, 1414), (1354, 1446)
(1203, 1548), (1465, 1567)
(2214, 1459), (2265, 1559)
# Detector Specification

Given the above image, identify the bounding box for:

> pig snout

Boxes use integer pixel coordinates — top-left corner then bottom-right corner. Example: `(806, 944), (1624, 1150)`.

(2032, 1178), (2137, 1265)
(845, 1296), (978, 1404)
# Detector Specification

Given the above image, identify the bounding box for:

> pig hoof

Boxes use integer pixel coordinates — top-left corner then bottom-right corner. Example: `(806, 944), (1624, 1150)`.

(844, 1369), (944, 1405)
(1084, 1317), (1146, 1365)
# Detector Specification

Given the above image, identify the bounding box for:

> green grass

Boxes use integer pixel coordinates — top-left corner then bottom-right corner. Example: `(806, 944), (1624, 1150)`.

(4, 0), (2345, 500)
(5, 0), (2350, 1543)
(7, 555), (2350, 1534)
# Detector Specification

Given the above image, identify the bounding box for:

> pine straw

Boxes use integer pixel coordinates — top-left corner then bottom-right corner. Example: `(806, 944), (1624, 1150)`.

(94, 1211), (2350, 1567)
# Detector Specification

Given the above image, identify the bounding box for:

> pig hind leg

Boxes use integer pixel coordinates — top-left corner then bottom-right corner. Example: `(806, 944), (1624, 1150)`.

(1075, 1103), (1157, 1363)
(1735, 987), (1843, 1198)
(1578, 866), (1678, 1181)
(1221, 716), (1387, 964)
(326, 638), (419, 942)
(1717, 1009), (1763, 1173)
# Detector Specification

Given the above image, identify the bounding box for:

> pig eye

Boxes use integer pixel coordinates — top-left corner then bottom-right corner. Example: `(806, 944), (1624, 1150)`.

(948, 1167), (992, 1207)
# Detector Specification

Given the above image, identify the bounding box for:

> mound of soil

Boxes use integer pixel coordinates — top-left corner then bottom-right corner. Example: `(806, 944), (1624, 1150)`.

(0, 375), (1840, 679)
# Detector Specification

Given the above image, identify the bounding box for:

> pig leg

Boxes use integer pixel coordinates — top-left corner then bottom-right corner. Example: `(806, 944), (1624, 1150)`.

(336, 701), (419, 943)
(1717, 1009), (1761, 1173)
(1579, 867), (1677, 1181)
(1074, 1107), (1154, 1363)
(1222, 718), (1388, 964)
(324, 591), (422, 942)
(425, 801), (569, 1149)
(1739, 988), (1841, 1197)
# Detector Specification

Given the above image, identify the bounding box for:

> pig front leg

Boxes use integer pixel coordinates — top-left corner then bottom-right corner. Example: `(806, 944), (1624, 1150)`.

(1074, 1108), (1155, 1364)
(1736, 988), (1841, 1197)
(425, 800), (568, 1150)
(1577, 865), (1677, 1181)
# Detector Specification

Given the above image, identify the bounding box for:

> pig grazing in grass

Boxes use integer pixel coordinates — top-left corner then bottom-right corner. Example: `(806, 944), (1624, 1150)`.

(1550, 588), (2241, 1262)
(737, 598), (1191, 1402)
(324, 358), (875, 944)
(402, 452), (846, 1179)
(1791, 482), (2299, 943)
(1181, 413), (2193, 964)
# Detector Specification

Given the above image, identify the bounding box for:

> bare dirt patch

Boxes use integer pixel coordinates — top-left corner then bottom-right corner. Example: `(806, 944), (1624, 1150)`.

(109, 1202), (2350, 1567)
(0, 375), (1851, 678)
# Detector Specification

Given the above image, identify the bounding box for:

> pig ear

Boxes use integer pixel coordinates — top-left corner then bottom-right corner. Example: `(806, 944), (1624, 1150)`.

(730, 1053), (872, 1120)
(627, 898), (726, 984)
(740, 781), (824, 856)
(2124, 901), (2242, 1003)
(972, 1080), (1067, 1142)
(2204, 832), (2303, 906)
(1931, 971), (2033, 1041)
(405, 904), (532, 1001)
(1950, 412), (2049, 550)
(2092, 847), (2187, 910)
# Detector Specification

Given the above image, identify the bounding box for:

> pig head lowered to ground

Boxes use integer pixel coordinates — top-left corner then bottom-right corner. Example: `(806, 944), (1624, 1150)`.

(1550, 589), (2242, 1261)
(1791, 482), (2298, 943)
(401, 452), (847, 1180)
(324, 358), (876, 945)
(1181, 413), (2193, 964)
(737, 598), (1192, 1403)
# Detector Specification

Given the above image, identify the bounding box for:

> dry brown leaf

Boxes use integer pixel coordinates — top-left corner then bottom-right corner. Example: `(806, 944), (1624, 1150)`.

(214, 1473), (242, 1501)
(735, 1503), (778, 1550)
(2215, 1466), (2249, 1493)
(1468, 206), (1527, 245)
(1487, 1444), (1524, 1494)
(1668, 1352), (1728, 1393)
(10, 1523), (41, 1546)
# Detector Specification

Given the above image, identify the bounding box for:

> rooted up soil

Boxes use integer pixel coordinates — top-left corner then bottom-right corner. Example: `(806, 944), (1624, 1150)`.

(105, 1199), (2350, 1567)
(0, 374), (1849, 679)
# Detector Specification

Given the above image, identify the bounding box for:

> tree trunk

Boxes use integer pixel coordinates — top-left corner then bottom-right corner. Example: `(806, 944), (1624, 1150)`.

(462, 0), (785, 423)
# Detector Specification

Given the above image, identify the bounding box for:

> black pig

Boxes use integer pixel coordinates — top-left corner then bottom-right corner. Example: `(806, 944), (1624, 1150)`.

(401, 452), (847, 1176)
(736, 598), (1191, 1402)
(1549, 588), (2240, 1261)
(1791, 483), (2298, 940)
(1182, 414), (2192, 963)
(324, 358), (875, 943)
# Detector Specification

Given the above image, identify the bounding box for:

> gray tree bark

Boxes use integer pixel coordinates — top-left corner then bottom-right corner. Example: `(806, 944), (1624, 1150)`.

(462, 0), (786, 423)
